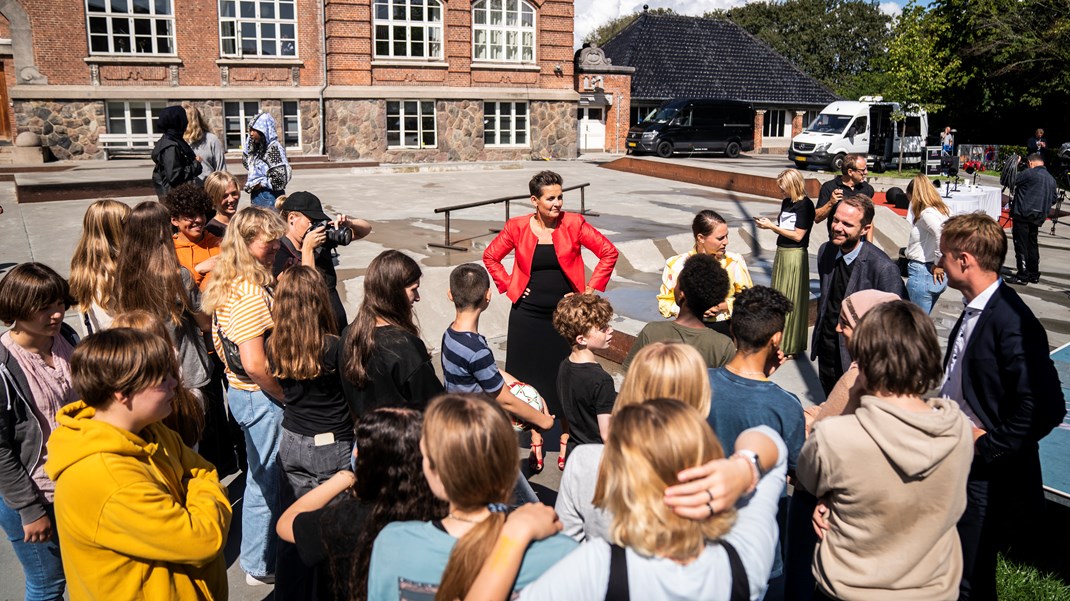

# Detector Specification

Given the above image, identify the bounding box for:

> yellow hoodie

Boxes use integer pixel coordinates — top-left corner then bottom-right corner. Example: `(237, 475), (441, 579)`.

(44, 402), (232, 601)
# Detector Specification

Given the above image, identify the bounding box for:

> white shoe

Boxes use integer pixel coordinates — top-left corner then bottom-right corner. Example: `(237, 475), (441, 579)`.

(246, 573), (275, 586)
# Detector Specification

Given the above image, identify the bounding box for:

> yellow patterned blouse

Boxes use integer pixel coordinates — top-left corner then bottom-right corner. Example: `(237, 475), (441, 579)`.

(656, 248), (753, 320)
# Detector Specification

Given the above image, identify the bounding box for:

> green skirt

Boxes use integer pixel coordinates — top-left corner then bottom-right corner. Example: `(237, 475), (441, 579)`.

(771, 246), (810, 356)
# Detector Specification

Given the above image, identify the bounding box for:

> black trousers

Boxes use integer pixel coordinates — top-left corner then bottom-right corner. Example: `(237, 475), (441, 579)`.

(1011, 218), (1041, 278)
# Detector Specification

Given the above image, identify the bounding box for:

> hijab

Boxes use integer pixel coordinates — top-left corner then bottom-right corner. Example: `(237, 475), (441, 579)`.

(157, 106), (197, 163)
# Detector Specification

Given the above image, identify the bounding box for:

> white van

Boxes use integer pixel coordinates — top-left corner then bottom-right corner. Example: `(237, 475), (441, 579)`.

(788, 96), (928, 172)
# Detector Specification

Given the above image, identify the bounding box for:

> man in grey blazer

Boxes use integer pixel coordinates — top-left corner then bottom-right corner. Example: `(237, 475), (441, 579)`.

(810, 195), (906, 394)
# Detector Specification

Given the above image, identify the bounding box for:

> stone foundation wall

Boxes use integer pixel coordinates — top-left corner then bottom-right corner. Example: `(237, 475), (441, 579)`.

(15, 100), (106, 160)
(326, 98), (576, 162)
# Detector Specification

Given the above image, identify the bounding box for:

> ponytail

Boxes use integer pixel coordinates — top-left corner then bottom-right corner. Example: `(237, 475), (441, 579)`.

(435, 510), (508, 601)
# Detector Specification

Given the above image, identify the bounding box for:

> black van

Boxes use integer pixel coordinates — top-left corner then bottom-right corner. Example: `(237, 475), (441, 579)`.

(625, 99), (755, 158)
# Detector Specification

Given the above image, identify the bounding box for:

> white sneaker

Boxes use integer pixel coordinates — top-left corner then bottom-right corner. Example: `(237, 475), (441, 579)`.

(245, 573), (275, 586)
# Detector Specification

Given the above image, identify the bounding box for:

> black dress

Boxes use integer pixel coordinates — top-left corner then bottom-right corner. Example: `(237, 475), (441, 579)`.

(504, 244), (572, 419)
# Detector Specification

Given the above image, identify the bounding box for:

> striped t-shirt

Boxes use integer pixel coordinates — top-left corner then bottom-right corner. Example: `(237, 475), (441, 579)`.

(212, 279), (274, 391)
(440, 327), (505, 395)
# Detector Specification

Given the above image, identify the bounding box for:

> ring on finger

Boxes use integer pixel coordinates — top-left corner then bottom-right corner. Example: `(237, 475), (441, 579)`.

(706, 501), (715, 517)
(706, 489), (714, 503)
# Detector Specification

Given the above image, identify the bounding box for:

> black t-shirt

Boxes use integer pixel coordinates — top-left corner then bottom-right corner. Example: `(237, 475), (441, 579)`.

(556, 359), (616, 452)
(776, 197), (816, 249)
(816, 179), (875, 235)
(338, 324), (445, 417)
(279, 336), (354, 439)
(274, 235), (339, 288)
(525, 244), (573, 308)
(292, 498), (373, 600)
(205, 218), (227, 239)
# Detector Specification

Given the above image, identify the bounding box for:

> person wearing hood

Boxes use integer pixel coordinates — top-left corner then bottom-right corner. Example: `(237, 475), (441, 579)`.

(44, 328), (231, 601)
(797, 301), (974, 601)
(151, 105), (203, 201)
(243, 111), (292, 210)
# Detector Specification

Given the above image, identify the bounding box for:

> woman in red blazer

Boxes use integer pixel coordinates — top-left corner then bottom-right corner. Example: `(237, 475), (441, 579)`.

(483, 171), (618, 473)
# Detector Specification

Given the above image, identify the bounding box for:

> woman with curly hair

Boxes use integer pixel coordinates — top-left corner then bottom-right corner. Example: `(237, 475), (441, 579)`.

(183, 102), (226, 181)
(69, 198), (130, 333)
(277, 408), (446, 601)
(202, 205), (288, 585)
(340, 250), (443, 416)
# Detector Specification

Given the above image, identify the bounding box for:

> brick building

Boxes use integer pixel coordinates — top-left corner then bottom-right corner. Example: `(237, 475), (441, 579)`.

(0, 0), (578, 162)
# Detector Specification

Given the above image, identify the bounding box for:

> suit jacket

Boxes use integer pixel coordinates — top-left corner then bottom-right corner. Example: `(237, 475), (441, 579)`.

(943, 283), (1065, 470)
(483, 211), (618, 303)
(810, 241), (907, 366)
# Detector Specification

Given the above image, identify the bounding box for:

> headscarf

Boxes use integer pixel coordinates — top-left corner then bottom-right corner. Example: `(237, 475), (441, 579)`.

(156, 106), (197, 163)
(839, 290), (901, 330)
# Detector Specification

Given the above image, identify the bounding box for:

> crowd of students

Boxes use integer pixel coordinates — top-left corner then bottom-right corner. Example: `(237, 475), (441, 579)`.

(0, 157), (1065, 601)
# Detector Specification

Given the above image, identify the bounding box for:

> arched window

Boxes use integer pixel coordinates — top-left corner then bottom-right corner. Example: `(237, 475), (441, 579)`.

(373, 0), (444, 59)
(473, 0), (535, 62)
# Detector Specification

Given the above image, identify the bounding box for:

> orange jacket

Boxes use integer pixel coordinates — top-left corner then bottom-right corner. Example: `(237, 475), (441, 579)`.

(173, 233), (222, 290)
(483, 212), (618, 303)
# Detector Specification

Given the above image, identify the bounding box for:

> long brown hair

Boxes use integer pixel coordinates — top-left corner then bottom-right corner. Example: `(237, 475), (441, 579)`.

(343, 250), (422, 386)
(69, 199), (130, 313)
(114, 201), (189, 325)
(423, 394), (517, 601)
(267, 266), (337, 380)
(110, 310), (205, 446)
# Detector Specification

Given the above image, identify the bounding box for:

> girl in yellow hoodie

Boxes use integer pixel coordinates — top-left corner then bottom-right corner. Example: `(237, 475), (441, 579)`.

(45, 328), (232, 601)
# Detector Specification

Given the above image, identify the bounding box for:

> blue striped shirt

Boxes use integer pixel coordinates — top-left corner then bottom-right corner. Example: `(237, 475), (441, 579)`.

(440, 328), (505, 395)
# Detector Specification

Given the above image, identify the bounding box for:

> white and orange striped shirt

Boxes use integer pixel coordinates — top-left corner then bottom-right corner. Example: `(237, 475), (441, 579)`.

(212, 279), (274, 391)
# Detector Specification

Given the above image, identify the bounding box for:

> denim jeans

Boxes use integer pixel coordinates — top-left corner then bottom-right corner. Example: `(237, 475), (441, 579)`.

(227, 387), (284, 578)
(0, 499), (65, 601)
(250, 188), (283, 210)
(906, 259), (948, 314)
(278, 428), (352, 502)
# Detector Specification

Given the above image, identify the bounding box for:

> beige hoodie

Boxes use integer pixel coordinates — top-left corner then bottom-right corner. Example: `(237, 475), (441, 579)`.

(797, 395), (973, 601)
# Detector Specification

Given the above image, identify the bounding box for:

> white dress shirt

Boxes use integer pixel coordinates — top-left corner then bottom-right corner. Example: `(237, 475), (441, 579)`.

(940, 279), (1002, 426)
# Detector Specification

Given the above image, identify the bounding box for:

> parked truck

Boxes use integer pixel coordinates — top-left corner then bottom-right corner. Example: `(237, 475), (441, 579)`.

(788, 96), (928, 172)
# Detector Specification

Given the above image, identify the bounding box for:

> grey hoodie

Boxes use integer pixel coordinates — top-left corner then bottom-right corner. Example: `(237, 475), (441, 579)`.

(797, 395), (973, 601)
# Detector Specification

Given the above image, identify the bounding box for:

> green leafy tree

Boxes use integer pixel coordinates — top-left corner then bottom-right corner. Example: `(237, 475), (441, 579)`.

(583, 8), (677, 47)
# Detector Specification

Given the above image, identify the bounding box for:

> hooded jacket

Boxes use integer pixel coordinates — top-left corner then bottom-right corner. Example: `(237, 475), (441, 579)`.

(44, 402), (231, 601)
(796, 395), (973, 601)
(242, 112), (291, 193)
(152, 106), (202, 199)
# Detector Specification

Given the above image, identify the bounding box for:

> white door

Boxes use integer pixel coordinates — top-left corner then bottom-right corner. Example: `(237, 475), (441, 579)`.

(578, 107), (606, 152)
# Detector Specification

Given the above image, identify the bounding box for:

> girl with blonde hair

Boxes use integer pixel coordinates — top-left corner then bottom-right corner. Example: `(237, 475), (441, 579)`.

(756, 168), (815, 356)
(557, 341), (710, 542)
(904, 174), (951, 313)
(202, 205), (288, 585)
(461, 399), (788, 601)
(69, 198), (130, 333)
(368, 394), (577, 601)
(204, 170), (241, 237)
(183, 102), (226, 181)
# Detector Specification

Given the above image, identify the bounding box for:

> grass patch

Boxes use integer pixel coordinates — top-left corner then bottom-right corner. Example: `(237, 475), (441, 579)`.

(996, 553), (1070, 600)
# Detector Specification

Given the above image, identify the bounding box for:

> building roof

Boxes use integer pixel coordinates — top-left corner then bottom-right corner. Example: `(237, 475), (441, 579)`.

(601, 13), (839, 107)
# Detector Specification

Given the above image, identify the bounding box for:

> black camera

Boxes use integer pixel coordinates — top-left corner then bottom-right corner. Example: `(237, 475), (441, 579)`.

(308, 219), (353, 248)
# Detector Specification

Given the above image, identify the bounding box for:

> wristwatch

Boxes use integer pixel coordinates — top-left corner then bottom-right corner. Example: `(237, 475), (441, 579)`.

(733, 449), (765, 490)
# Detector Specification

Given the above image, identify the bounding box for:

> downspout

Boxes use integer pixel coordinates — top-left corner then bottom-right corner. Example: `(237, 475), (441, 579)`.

(318, 0), (328, 156)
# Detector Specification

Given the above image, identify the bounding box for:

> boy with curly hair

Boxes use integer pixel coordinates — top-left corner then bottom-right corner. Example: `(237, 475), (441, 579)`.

(164, 182), (221, 290)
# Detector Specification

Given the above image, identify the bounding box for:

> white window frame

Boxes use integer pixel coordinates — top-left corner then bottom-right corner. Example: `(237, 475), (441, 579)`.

(483, 102), (528, 147)
(386, 100), (437, 149)
(223, 100), (260, 151)
(104, 100), (166, 146)
(631, 102), (660, 126)
(219, 0), (298, 58)
(373, 0), (444, 59)
(472, 0), (536, 63)
(282, 101), (301, 150)
(763, 109), (788, 139)
(86, 0), (176, 56)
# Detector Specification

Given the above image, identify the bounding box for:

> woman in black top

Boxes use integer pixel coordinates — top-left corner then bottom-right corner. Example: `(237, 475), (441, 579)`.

(756, 168), (815, 357)
(340, 250), (443, 416)
(151, 105), (202, 200)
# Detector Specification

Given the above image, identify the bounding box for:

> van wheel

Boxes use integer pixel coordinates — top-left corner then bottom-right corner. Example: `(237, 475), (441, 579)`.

(794, 161), (808, 170)
(656, 140), (674, 158)
(831, 153), (846, 172)
(872, 159), (886, 174)
(725, 141), (741, 159)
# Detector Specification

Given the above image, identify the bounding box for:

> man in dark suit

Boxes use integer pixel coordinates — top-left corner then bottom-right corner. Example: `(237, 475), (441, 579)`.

(938, 213), (1066, 601)
(1006, 153), (1058, 285)
(811, 194), (906, 394)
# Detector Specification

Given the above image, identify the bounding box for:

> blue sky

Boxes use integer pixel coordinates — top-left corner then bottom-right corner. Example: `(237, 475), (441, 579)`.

(574, 1), (911, 46)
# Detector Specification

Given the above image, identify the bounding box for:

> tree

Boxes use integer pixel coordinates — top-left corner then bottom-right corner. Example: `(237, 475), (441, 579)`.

(583, 7), (676, 47)
(883, 2), (964, 171)
(709, 0), (893, 97)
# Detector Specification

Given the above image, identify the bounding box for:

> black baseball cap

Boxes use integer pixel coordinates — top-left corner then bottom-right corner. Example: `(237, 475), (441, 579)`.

(281, 191), (331, 222)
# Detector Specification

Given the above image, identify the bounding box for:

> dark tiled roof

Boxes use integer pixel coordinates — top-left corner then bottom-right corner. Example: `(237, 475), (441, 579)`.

(601, 13), (839, 107)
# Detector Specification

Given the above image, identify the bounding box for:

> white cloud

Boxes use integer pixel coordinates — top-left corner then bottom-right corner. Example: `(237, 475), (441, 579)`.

(878, 1), (902, 17)
(574, 0), (748, 47)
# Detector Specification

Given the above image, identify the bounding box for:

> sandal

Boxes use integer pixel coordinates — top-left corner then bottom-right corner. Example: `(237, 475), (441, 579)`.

(558, 435), (569, 471)
(529, 443), (544, 473)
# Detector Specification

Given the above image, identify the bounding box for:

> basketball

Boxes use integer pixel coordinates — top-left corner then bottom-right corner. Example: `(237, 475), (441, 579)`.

(508, 381), (545, 432)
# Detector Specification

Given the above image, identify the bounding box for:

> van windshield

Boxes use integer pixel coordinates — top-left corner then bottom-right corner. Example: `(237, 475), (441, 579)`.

(646, 107), (680, 124)
(806, 114), (853, 134)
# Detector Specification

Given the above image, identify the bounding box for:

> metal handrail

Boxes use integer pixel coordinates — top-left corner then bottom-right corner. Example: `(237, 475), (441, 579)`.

(429, 182), (596, 251)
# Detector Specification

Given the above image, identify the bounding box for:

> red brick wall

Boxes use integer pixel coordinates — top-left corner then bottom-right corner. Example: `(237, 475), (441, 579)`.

(602, 73), (630, 152)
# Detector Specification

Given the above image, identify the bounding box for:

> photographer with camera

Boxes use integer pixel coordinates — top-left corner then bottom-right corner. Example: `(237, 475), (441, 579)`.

(275, 192), (371, 332)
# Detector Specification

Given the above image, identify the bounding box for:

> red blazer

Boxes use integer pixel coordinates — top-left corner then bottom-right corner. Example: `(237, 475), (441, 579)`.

(483, 212), (618, 303)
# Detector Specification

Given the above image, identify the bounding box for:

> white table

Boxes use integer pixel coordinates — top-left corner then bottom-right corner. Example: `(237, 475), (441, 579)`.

(944, 185), (1003, 220)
